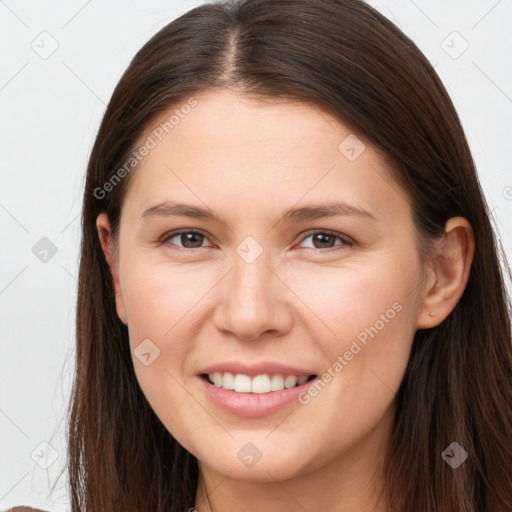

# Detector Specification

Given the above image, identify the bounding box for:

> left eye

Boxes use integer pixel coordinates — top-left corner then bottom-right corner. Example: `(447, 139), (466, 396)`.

(298, 231), (353, 250)
(162, 230), (353, 251)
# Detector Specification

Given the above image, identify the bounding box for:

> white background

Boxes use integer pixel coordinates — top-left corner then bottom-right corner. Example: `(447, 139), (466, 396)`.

(1, 0), (511, 510)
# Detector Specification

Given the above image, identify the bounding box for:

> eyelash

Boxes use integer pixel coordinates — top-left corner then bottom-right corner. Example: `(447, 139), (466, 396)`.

(160, 229), (354, 253)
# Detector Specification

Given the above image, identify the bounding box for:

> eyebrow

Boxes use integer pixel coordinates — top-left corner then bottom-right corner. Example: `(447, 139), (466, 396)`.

(141, 200), (377, 223)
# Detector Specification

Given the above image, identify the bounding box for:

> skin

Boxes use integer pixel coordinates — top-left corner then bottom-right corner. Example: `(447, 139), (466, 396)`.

(97, 88), (474, 511)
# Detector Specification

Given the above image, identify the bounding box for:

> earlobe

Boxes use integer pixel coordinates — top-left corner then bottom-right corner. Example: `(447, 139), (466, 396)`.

(416, 217), (475, 329)
(96, 213), (128, 325)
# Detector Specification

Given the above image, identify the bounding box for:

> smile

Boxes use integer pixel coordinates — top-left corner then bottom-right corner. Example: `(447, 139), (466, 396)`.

(199, 372), (319, 417)
(205, 372), (316, 393)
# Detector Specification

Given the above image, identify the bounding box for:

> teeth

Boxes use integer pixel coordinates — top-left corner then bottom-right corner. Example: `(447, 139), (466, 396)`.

(213, 372), (223, 387)
(251, 374), (270, 394)
(234, 373), (252, 393)
(284, 375), (297, 388)
(208, 372), (312, 393)
(270, 374), (284, 391)
(222, 372), (234, 390)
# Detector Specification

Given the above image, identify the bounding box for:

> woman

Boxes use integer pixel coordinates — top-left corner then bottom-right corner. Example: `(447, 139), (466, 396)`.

(11, 0), (512, 510)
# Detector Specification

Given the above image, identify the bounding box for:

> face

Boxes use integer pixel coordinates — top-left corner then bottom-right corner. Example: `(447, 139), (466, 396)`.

(101, 88), (429, 483)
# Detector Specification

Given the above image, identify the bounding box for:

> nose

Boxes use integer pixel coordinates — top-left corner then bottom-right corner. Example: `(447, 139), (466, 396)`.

(213, 248), (293, 341)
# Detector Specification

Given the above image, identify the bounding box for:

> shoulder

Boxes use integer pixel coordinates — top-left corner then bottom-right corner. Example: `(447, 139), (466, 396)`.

(4, 507), (50, 512)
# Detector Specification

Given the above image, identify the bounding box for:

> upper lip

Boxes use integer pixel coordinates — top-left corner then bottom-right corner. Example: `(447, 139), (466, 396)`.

(199, 361), (317, 377)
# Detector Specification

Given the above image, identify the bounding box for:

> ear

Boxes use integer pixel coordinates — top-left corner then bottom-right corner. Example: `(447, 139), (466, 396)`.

(96, 212), (127, 325)
(416, 217), (475, 329)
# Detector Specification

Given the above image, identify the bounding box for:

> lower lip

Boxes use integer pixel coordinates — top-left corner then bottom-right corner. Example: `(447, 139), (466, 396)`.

(198, 376), (317, 417)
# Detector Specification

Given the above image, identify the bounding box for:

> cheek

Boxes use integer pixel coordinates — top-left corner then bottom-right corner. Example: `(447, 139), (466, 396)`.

(119, 263), (209, 445)
(117, 258), (201, 379)
(283, 251), (420, 414)
(120, 260), (211, 346)
(286, 253), (420, 343)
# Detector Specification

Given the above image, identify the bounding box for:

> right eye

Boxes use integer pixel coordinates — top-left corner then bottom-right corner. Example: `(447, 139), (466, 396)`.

(161, 229), (211, 250)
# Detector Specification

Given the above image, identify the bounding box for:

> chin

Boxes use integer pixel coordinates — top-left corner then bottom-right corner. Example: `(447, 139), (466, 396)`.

(193, 436), (322, 483)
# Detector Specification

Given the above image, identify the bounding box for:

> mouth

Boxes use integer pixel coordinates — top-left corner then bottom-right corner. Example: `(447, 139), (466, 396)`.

(201, 372), (317, 393)
(199, 371), (319, 417)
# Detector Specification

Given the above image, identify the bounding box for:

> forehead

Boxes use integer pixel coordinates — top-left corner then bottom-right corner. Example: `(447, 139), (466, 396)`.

(122, 88), (411, 222)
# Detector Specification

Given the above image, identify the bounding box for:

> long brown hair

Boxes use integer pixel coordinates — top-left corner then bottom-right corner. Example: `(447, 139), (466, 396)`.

(66, 0), (512, 510)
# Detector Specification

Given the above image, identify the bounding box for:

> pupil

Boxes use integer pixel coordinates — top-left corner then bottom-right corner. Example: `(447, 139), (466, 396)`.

(315, 233), (333, 248)
(183, 233), (203, 248)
